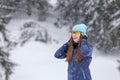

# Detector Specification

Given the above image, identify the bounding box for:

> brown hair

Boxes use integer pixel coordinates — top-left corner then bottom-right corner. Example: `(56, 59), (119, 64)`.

(65, 34), (84, 62)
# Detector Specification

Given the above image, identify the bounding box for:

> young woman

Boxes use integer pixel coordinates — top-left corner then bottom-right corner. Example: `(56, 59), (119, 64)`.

(54, 24), (93, 80)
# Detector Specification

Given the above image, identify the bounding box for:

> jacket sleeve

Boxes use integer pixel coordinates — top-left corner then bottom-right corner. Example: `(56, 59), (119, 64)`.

(80, 39), (93, 57)
(54, 42), (69, 59)
(80, 39), (93, 68)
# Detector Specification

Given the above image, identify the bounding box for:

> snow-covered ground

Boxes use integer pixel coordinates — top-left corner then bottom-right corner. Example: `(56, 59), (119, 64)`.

(6, 18), (120, 80)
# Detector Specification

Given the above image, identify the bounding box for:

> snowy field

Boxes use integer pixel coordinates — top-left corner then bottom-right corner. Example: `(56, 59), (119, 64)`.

(6, 18), (120, 80)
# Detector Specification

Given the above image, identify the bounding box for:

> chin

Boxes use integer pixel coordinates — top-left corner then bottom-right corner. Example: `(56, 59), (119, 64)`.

(73, 40), (79, 42)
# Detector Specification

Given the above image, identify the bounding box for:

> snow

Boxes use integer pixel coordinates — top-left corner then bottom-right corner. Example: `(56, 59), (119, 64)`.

(5, 18), (120, 80)
(9, 41), (120, 80)
(0, 32), (5, 47)
(91, 56), (120, 80)
(0, 65), (5, 80)
(49, 0), (57, 7)
(10, 41), (67, 80)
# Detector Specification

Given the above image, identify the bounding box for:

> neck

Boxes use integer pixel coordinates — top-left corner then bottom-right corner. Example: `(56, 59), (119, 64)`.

(74, 41), (79, 43)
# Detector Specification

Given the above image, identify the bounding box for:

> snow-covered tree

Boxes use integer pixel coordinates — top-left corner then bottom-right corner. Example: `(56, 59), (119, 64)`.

(55, 0), (120, 53)
(0, 25), (16, 80)
(0, 13), (16, 80)
(16, 0), (51, 20)
(18, 21), (51, 46)
(0, 49), (16, 80)
(0, 0), (51, 21)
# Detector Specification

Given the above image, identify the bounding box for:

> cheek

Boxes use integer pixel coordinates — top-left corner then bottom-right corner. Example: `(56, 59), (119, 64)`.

(72, 34), (80, 39)
(76, 35), (80, 39)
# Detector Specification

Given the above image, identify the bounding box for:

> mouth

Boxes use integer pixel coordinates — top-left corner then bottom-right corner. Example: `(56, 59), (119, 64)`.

(73, 38), (78, 41)
(73, 37), (78, 39)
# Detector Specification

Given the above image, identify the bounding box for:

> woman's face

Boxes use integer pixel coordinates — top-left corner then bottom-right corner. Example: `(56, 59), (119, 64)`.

(71, 31), (81, 42)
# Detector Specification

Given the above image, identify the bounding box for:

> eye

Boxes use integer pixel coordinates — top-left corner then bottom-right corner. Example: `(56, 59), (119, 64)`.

(71, 31), (80, 34)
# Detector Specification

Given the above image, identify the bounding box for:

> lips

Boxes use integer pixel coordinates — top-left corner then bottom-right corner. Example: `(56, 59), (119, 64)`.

(73, 37), (78, 39)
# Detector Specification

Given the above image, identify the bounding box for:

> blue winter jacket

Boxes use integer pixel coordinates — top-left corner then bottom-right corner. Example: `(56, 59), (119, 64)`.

(54, 39), (93, 80)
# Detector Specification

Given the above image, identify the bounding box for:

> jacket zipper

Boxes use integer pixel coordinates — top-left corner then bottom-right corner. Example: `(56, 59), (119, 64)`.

(81, 68), (86, 80)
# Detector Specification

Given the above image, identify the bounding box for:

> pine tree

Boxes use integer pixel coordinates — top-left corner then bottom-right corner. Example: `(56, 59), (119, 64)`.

(0, 0), (51, 20)
(55, 0), (120, 53)
(0, 49), (16, 80)
(0, 9), (16, 80)
(0, 25), (16, 80)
